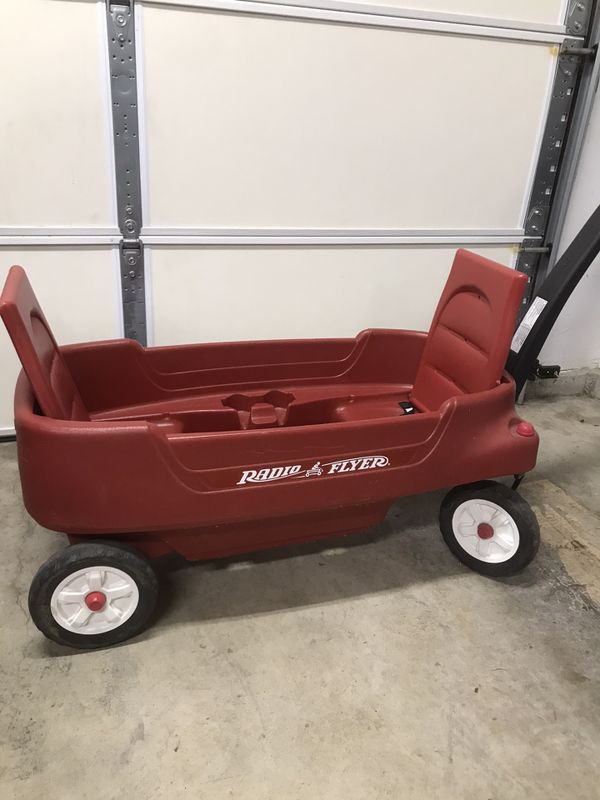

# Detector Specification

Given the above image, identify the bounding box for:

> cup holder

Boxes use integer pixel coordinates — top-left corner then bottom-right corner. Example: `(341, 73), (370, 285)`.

(222, 390), (296, 429)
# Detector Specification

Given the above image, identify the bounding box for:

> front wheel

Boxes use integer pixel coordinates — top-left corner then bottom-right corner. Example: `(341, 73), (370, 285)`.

(439, 481), (540, 577)
(29, 542), (159, 649)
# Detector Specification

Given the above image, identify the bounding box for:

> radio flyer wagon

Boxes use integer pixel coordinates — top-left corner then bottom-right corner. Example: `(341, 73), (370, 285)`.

(2, 204), (599, 649)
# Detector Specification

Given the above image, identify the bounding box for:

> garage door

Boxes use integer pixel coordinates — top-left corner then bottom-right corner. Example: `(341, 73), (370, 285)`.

(0, 0), (593, 433)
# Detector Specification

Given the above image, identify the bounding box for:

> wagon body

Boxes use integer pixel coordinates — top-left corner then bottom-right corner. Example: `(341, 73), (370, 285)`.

(14, 331), (537, 559)
(3, 249), (538, 562)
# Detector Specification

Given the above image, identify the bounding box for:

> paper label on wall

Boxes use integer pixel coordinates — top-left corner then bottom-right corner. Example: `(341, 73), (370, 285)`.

(511, 296), (548, 353)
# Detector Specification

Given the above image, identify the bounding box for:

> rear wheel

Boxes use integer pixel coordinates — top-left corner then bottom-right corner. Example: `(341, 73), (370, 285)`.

(439, 481), (539, 577)
(29, 542), (158, 649)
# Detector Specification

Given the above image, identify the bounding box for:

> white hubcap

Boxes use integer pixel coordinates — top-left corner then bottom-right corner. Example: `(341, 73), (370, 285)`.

(452, 499), (520, 563)
(50, 566), (139, 635)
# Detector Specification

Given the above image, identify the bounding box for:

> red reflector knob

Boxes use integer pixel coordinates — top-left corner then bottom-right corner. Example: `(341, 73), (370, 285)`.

(477, 523), (494, 540)
(516, 421), (535, 437)
(85, 591), (106, 612)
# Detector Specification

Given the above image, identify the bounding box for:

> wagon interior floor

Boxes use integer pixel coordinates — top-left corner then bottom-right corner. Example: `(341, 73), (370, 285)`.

(90, 382), (417, 432)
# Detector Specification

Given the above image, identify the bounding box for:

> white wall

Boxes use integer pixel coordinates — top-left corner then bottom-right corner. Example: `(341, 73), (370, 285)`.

(148, 245), (516, 344)
(540, 86), (600, 371)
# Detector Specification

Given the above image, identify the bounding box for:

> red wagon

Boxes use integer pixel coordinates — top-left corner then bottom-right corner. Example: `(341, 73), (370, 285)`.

(1, 249), (542, 648)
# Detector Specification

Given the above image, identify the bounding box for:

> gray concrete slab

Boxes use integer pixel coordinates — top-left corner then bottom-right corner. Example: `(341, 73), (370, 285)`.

(0, 397), (599, 800)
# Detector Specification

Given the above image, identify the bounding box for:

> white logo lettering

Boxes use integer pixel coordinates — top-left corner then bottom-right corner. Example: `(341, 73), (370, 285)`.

(237, 464), (302, 485)
(325, 455), (389, 474)
(237, 455), (389, 485)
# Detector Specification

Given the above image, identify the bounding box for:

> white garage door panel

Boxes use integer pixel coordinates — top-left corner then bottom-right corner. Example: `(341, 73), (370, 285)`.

(0, 0), (114, 229)
(386, 0), (565, 24)
(329, 0), (565, 26)
(149, 245), (516, 345)
(0, 248), (121, 433)
(150, 0), (566, 28)
(140, 5), (554, 230)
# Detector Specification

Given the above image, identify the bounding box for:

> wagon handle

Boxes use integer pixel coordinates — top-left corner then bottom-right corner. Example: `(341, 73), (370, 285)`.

(506, 201), (600, 395)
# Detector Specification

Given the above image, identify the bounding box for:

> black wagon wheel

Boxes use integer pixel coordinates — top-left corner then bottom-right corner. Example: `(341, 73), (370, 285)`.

(439, 480), (540, 577)
(28, 541), (159, 649)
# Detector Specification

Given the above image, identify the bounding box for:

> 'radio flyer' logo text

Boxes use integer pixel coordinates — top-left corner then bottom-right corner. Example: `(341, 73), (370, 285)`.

(237, 456), (390, 485)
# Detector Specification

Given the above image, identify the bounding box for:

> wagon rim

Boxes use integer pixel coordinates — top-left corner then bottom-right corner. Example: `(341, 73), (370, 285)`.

(451, 499), (520, 563)
(50, 566), (140, 635)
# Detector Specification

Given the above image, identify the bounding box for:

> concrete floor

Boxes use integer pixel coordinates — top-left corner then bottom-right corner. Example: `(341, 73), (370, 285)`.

(1, 396), (599, 800)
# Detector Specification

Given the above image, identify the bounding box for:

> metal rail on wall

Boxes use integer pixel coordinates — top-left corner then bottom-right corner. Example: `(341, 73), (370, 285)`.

(514, 0), (599, 312)
(106, 0), (147, 345)
(529, 0), (600, 294)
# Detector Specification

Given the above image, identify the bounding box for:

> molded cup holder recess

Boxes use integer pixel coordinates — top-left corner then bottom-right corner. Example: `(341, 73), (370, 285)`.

(222, 390), (296, 429)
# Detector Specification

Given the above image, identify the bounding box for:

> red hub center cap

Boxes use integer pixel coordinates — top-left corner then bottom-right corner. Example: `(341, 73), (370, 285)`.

(85, 591), (106, 612)
(477, 523), (494, 540)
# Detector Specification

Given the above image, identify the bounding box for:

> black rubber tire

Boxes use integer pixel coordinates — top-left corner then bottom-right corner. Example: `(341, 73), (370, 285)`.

(28, 542), (159, 649)
(439, 480), (540, 577)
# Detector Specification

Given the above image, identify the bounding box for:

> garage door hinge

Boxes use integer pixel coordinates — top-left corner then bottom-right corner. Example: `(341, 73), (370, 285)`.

(120, 239), (146, 345)
(108, 1), (132, 12)
(559, 42), (597, 58)
(518, 245), (551, 255)
(122, 238), (141, 252)
(565, 0), (593, 37)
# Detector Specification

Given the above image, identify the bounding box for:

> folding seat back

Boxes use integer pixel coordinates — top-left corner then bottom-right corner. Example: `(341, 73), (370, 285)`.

(411, 250), (527, 411)
(0, 266), (89, 421)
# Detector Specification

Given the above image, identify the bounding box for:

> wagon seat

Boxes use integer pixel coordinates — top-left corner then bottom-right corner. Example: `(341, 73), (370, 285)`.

(334, 249), (527, 421)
